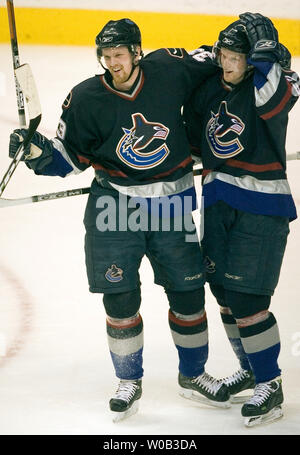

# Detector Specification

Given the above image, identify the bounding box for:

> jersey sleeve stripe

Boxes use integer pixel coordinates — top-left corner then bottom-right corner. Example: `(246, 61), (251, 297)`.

(254, 63), (281, 108)
(260, 79), (293, 120)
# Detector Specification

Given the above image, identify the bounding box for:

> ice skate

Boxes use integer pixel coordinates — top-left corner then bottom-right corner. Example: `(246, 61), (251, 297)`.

(109, 379), (142, 422)
(178, 372), (231, 408)
(220, 368), (256, 403)
(242, 377), (283, 427)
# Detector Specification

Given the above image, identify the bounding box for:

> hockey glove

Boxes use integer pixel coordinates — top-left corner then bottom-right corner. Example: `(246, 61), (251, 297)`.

(9, 129), (53, 172)
(278, 43), (291, 69)
(239, 12), (281, 63)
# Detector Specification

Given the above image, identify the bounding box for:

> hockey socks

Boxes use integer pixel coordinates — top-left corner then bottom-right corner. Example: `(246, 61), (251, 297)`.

(237, 311), (281, 383)
(220, 306), (252, 371)
(168, 309), (208, 377)
(106, 313), (144, 380)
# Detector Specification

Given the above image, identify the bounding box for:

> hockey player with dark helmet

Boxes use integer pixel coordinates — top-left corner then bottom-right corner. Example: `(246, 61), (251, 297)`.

(8, 14), (228, 423)
(211, 19), (253, 85)
(95, 18), (143, 80)
(213, 15), (291, 73)
(184, 12), (299, 428)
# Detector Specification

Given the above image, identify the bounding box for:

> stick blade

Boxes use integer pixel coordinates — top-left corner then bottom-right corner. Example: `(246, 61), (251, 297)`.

(0, 197), (31, 208)
(15, 63), (41, 120)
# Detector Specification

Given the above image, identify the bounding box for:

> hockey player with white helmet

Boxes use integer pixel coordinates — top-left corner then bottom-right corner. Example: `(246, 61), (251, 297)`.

(184, 12), (299, 427)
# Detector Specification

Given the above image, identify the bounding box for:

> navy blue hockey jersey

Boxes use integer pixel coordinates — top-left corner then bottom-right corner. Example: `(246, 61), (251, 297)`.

(184, 59), (300, 220)
(38, 47), (216, 209)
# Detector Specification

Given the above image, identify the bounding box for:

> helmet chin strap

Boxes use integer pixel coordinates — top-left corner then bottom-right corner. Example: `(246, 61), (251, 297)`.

(124, 55), (140, 83)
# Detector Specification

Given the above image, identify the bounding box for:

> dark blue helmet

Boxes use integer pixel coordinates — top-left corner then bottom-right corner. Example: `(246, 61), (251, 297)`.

(217, 20), (251, 54)
(96, 18), (141, 57)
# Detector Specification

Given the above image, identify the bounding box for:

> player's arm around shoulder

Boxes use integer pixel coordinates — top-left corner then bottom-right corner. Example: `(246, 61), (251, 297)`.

(147, 46), (217, 82)
(249, 51), (300, 119)
(239, 12), (300, 118)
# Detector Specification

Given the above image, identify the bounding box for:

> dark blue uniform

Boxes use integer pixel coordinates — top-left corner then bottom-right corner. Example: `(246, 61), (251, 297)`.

(44, 48), (215, 294)
(185, 60), (299, 220)
(184, 57), (300, 384)
(34, 47), (217, 380)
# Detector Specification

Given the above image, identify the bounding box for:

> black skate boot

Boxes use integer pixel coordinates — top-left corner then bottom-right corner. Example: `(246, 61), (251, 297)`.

(178, 372), (231, 408)
(109, 379), (142, 422)
(241, 377), (283, 427)
(220, 368), (256, 403)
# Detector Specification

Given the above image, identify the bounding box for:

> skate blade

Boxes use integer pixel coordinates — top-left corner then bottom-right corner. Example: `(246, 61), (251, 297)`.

(230, 393), (253, 404)
(111, 400), (139, 423)
(244, 406), (283, 427)
(179, 387), (231, 409)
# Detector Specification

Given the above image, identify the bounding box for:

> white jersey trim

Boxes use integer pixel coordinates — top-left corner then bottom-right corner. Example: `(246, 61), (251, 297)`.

(204, 171), (292, 195)
(109, 172), (194, 198)
(255, 63), (281, 108)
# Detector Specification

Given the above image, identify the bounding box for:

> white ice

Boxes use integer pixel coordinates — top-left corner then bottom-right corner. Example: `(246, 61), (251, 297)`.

(0, 44), (299, 436)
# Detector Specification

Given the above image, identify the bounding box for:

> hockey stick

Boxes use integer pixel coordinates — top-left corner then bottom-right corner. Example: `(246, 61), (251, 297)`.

(0, 64), (42, 198)
(0, 187), (90, 208)
(0, 152), (299, 208)
(286, 151), (300, 161)
(0, 1), (42, 198)
(7, 0), (26, 127)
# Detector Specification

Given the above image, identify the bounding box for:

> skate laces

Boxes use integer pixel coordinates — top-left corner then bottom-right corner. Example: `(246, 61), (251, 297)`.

(221, 368), (249, 386)
(114, 381), (139, 403)
(192, 372), (222, 396)
(246, 381), (278, 407)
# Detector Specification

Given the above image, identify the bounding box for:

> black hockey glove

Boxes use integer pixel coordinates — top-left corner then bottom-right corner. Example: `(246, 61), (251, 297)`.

(239, 12), (281, 63)
(278, 43), (291, 69)
(9, 129), (53, 171)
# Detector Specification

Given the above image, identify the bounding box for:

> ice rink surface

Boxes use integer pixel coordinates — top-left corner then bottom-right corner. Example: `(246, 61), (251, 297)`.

(0, 44), (299, 436)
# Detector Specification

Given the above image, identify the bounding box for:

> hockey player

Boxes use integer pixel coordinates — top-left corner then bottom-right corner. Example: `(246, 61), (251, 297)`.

(184, 13), (299, 426)
(8, 19), (231, 421)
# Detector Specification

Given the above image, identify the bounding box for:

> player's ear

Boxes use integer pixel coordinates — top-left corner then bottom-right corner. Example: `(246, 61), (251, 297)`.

(133, 45), (142, 62)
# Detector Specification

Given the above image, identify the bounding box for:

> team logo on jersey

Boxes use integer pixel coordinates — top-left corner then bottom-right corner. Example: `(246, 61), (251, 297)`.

(206, 101), (245, 159)
(105, 264), (124, 283)
(116, 113), (170, 169)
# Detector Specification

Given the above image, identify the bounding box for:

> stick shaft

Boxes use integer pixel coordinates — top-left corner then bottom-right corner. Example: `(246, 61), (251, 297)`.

(0, 187), (90, 208)
(6, 0), (26, 127)
(0, 152), (299, 207)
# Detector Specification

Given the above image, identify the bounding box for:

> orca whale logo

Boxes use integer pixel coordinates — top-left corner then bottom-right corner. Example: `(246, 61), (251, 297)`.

(116, 113), (170, 169)
(206, 101), (245, 159)
(105, 264), (124, 283)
